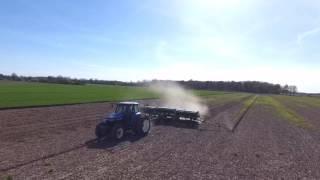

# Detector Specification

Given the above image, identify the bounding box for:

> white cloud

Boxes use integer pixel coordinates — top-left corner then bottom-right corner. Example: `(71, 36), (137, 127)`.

(297, 27), (320, 44)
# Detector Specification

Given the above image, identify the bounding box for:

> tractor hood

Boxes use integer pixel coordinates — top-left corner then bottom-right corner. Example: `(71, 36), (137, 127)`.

(104, 112), (123, 122)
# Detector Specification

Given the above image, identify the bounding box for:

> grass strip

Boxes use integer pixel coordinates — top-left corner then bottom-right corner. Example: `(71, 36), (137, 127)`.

(257, 96), (311, 128)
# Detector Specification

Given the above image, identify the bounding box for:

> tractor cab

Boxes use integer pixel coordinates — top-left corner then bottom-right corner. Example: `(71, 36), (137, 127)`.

(115, 102), (139, 114)
(109, 102), (140, 123)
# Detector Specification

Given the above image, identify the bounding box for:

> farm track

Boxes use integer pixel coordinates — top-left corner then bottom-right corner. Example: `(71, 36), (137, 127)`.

(1, 96), (320, 179)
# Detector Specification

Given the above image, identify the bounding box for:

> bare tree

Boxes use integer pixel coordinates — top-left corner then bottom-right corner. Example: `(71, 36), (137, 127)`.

(288, 85), (297, 95)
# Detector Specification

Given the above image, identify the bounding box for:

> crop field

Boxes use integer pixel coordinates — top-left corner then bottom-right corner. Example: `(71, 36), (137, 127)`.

(1, 83), (320, 179)
(0, 81), (224, 108)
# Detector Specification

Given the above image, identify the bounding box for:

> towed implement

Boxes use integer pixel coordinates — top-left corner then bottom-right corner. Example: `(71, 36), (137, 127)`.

(142, 106), (202, 124)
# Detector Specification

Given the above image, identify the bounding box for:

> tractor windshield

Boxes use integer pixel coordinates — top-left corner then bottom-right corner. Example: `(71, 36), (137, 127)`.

(115, 104), (130, 113)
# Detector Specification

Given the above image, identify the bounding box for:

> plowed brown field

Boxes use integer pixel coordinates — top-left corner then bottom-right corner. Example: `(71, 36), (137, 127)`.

(1, 95), (320, 179)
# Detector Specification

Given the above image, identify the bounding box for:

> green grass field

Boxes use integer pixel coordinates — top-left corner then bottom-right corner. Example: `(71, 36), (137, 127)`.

(0, 81), (224, 108)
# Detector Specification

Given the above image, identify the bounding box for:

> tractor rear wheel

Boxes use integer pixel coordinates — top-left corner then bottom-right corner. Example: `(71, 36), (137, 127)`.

(111, 123), (125, 140)
(136, 118), (151, 136)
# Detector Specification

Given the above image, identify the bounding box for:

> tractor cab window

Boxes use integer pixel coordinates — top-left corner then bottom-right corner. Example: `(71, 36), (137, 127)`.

(132, 105), (139, 113)
(115, 105), (127, 113)
(125, 105), (131, 113)
(115, 104), (138, 113)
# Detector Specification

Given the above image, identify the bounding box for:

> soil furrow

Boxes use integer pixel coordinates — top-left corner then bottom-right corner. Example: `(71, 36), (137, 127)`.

(231, 95), (258, 132)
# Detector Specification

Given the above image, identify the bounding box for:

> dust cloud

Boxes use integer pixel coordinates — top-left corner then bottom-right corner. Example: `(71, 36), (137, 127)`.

(148, 82), (208, 116)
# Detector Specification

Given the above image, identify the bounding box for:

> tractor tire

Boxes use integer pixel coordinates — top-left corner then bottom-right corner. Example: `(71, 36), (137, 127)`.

(111, 123), (125, 140)
(136, 118), (151, 136)
(95, 123), (107, 139)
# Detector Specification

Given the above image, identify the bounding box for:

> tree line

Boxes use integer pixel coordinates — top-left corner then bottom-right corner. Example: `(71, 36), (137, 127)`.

(0, 73), (136, 86)
(0, 73), (297, 94)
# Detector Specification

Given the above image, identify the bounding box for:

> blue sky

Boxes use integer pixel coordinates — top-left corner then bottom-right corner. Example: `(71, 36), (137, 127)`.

(0, 0), (320, 92)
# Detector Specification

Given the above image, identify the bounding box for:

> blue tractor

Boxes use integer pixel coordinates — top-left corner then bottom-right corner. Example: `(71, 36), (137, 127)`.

(95, 102), (151, 140)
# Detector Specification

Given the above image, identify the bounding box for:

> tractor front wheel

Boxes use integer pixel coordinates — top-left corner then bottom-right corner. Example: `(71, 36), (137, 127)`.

(95, 123), (107, 139)
(111, 123), (125, 140)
